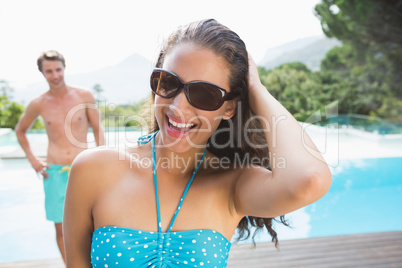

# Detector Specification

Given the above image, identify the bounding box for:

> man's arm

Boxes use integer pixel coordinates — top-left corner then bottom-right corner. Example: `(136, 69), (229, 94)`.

(15, 100), (50, 177)
(84, 91), (105, 146)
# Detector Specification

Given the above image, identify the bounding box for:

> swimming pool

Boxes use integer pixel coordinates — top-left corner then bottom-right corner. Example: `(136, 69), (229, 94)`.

(237, 156), (402, 244)
(1, 126), (402, 262)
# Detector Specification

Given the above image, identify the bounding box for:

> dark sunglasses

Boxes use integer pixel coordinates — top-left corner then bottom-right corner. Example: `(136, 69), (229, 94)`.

(150, 68), (236, 111)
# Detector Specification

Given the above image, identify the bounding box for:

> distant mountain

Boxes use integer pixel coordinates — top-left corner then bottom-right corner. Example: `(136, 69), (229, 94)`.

(259, 36), (341, 71)
(15, 53), (154, 105)
(259, 36), (323, 64)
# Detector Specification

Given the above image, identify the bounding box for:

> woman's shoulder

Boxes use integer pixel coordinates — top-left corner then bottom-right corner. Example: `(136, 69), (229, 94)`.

(70, 146), (137, 180)
(73, 146), (124, 165)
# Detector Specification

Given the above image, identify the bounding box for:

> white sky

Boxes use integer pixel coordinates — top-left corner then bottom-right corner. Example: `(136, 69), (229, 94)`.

(0, 0), (323, 86)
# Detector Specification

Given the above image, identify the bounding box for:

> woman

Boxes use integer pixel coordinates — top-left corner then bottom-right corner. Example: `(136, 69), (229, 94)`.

(64, 19), (332, 267)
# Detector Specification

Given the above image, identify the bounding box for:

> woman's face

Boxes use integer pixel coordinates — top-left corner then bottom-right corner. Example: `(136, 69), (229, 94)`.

(154, 43), (236, 153)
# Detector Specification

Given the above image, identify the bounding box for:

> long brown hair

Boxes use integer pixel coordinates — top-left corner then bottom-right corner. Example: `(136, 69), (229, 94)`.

(150, 18), (288, 247)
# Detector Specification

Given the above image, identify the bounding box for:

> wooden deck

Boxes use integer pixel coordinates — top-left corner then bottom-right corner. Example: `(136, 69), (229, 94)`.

(1, 231), (401, 267)
(228, 230), (402, 268)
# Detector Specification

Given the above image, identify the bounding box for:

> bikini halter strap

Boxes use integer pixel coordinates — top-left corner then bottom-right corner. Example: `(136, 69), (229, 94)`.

(151, 132), (207, 233)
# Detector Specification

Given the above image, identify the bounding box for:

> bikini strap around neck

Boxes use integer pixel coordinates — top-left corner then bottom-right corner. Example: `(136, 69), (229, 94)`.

(137, 132), (158, 145)
(151, 132), (207, 233)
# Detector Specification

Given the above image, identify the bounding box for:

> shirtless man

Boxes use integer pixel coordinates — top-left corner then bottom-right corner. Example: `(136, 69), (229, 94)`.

(15, 50), (105, 262)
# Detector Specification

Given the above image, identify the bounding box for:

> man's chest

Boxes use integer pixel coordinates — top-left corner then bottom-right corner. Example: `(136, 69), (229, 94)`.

(40, 99), (89, 129)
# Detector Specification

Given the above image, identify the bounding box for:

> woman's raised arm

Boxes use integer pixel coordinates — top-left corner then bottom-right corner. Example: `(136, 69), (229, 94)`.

(233, 56), (332, 218)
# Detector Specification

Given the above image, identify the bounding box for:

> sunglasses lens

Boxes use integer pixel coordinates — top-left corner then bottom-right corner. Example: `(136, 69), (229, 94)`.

(151, 69), (230, 111)
(151, 71), (180, 97)
(188, 83), (223, 110)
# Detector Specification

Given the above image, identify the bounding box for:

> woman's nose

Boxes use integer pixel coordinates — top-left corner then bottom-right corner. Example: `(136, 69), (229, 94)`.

(171, 90), (191, 110)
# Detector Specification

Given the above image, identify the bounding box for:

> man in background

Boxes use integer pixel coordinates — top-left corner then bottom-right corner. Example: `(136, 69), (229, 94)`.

(15, 50), (105, 262)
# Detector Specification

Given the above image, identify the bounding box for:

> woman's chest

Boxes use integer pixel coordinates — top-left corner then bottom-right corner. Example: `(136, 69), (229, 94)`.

(92, 170), (238, 238)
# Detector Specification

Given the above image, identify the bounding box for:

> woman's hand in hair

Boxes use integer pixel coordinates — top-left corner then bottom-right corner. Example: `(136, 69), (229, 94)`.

(247, 54), (269, 109)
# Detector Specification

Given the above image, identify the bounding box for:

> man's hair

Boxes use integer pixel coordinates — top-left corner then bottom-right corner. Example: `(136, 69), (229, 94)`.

(37, 50), (66, 72)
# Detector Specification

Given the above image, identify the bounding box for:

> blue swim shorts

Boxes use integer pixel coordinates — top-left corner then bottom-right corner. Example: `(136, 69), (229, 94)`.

(43, 164), (71, 223)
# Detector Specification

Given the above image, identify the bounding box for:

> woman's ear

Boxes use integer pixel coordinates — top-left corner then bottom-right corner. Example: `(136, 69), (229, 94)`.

(223, 99), (238, 120)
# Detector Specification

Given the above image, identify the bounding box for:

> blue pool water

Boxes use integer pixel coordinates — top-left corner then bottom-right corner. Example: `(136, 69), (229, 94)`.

(241, 156), (402, 243)
(306, 157), (402, 238)
(0, 128), (402, 262)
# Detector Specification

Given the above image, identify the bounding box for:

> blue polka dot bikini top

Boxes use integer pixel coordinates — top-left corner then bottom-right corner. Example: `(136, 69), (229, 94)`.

(91, 132), (232, 267)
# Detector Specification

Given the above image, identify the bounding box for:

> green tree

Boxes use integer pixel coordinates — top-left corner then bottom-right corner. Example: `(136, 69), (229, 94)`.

(0, 80), (45, 129)
(0, 95), (24, 129)
(259, 63), (325, 121)
(319, 44), (389, 115)
(92, 83), (105, 104)
(315, 0), (402, 58)
(315, 0), (402, 120)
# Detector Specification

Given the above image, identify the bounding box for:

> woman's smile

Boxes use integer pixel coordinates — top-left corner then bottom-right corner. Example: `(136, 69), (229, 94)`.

(165, 114), (197, 139)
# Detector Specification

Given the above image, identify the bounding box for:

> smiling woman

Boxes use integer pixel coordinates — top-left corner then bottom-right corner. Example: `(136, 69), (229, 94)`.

(63, 18), (331, 268)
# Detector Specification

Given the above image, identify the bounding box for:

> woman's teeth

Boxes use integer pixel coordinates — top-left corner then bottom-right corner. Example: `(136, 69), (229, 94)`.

(168, 117), (195, 129)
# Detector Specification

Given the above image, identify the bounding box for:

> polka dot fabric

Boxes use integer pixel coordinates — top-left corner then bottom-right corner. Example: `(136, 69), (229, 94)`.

(90, 132), (231, 267)
(91, 227), (231, 267)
